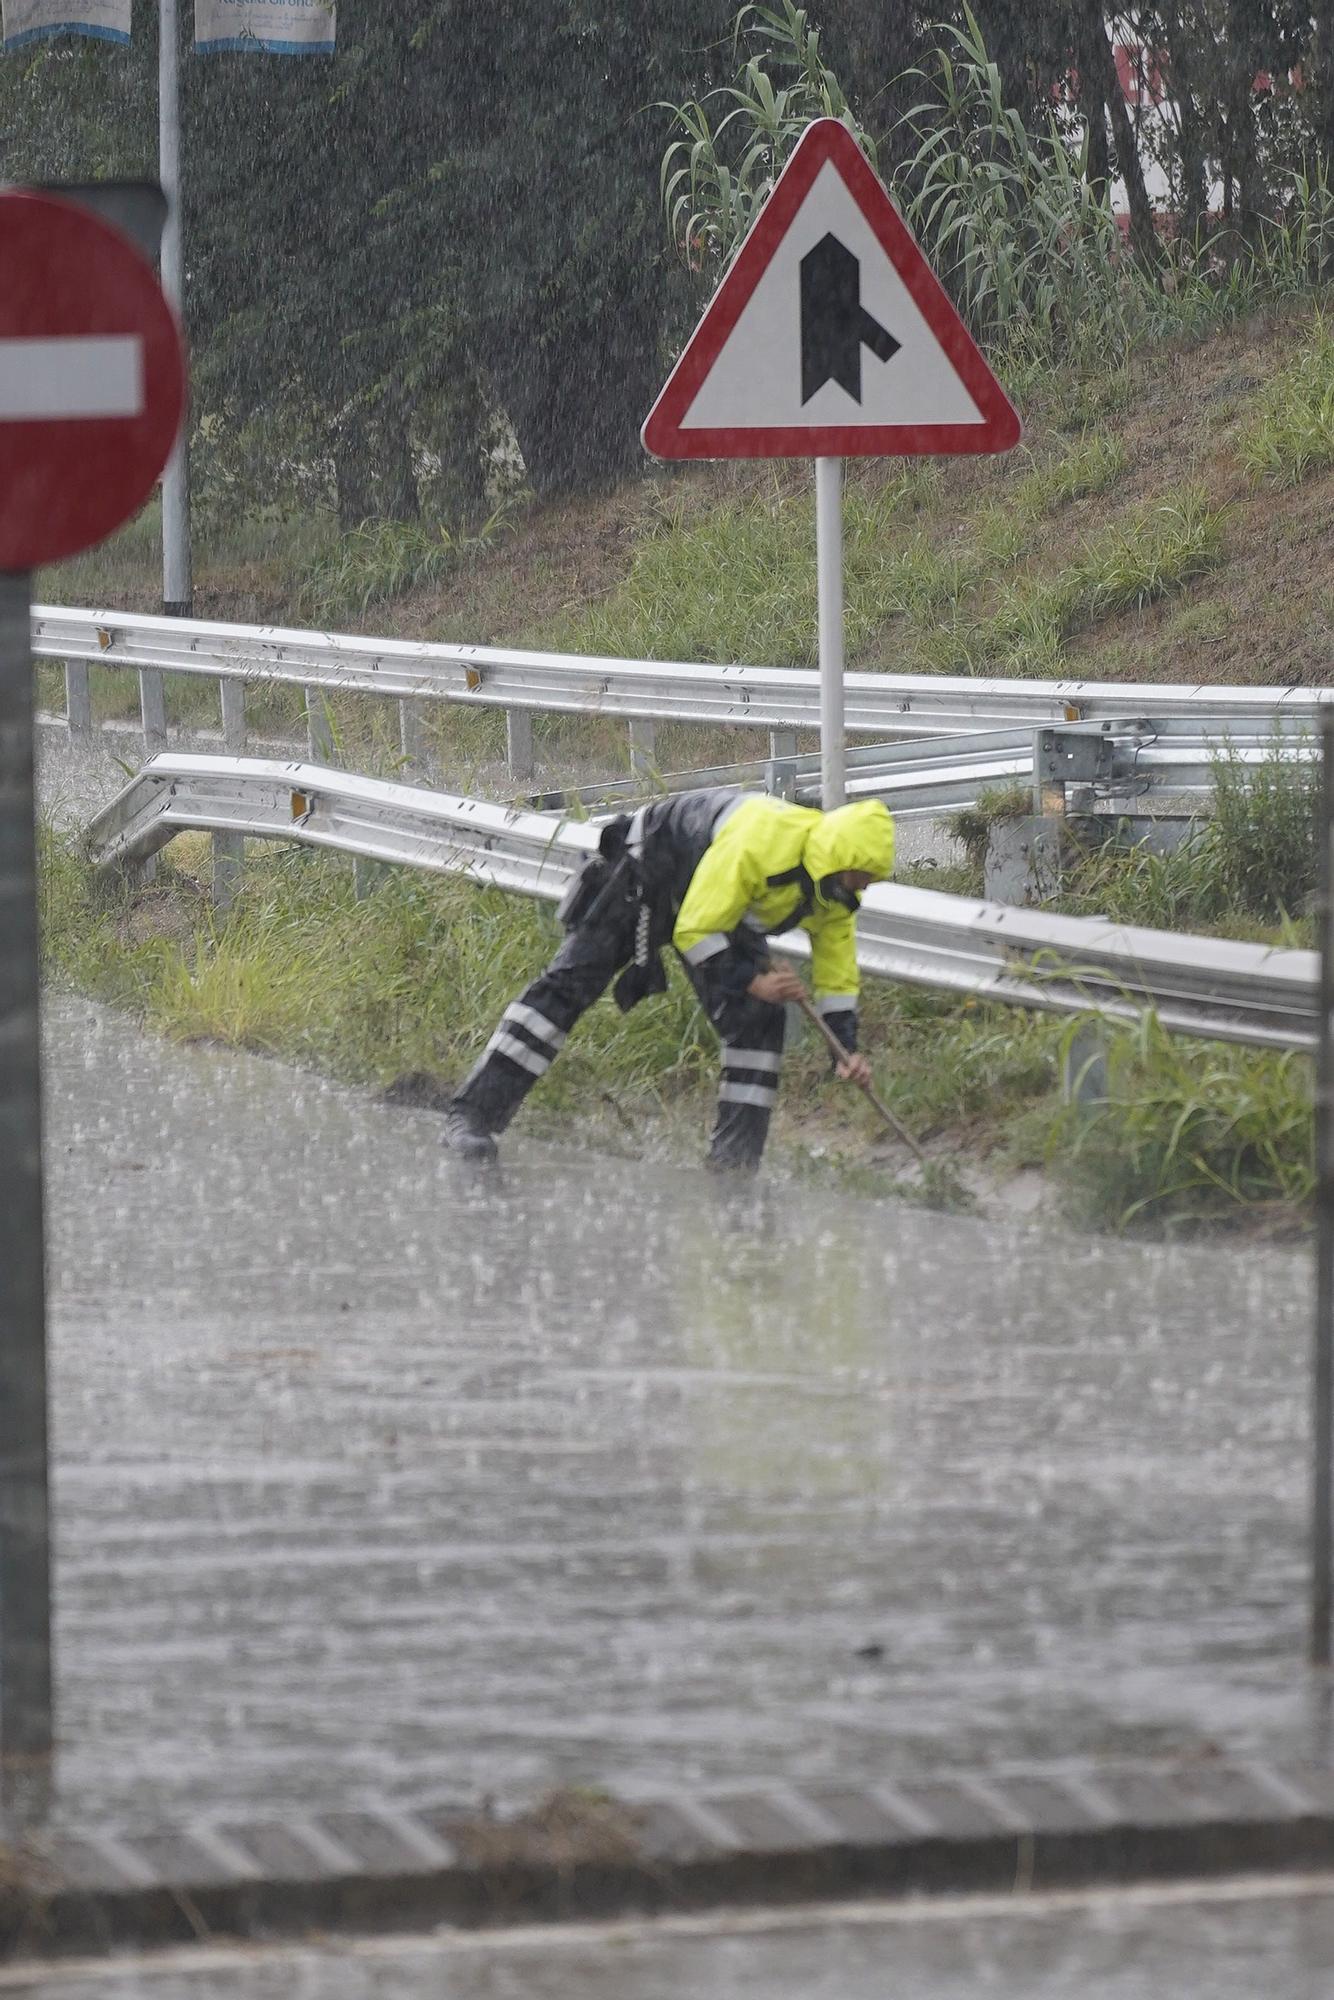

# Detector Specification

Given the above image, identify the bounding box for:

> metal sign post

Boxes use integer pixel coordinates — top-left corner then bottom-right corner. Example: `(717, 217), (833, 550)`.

(815, 456), (845, 807)
(159, 0), (192, 616)
(0, 184), (185, 1772)
(1314, 708), (1334, 1665)
(0, 565), (52, 1765)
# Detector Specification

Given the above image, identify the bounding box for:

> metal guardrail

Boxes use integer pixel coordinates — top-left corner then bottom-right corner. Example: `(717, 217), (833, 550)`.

(33, 604), (1334, 787)
(84, 754), (1318, 1055)
(527, 718), (1323, 820)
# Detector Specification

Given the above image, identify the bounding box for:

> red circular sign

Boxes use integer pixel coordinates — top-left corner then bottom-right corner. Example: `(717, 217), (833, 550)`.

(0, 191), (186, 570)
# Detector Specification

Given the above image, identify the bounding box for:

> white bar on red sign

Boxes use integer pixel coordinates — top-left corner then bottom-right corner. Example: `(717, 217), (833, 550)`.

(0, 336), (143, 420)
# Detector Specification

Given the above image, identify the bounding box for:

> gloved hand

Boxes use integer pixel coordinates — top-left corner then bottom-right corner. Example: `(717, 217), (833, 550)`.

(747, 964), (805, 1005)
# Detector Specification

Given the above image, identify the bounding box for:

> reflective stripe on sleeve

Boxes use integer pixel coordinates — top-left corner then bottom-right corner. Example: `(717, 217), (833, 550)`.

(723, 1047), (782, 1074)
(682, 931), (730, 965)
(815, 994), (857, 1015)
(487, 1030), (552, 1078)
(719, 1081), (778, 1109)
(503, 1001), (566, 1049)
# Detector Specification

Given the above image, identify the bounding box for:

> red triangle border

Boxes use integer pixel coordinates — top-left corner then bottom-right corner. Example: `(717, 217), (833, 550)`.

(642, 119), (1021, 461)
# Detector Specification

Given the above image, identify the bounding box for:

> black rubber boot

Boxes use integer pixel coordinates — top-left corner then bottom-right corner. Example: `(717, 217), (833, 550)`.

(442, 1108), (499, 1164)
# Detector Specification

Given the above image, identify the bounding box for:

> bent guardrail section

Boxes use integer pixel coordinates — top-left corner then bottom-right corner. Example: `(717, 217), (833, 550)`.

(84, 755), (1318, 1055)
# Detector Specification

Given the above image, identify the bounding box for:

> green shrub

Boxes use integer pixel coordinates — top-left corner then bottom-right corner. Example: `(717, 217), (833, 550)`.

(1012, 435), (1128, 517)
(1052, 741), (1317, 933)
(298, 507), (513, 625)
(894, 8), (1139, 365)
(1202, 741), (1318, 921)
(658, 1), (871, 273)
(1240, 318), (1334, 487)
(1049, 1012), (1313, 1234)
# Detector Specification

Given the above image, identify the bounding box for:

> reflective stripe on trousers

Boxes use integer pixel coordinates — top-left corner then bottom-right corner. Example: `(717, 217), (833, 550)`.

(708, 997), (785, 1170)
(456, 902), (787, 1170)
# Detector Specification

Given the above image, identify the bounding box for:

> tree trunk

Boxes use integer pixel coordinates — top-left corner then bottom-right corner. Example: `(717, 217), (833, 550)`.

(375, 404), (421, 523)
(1319, 14), (1334, 186)
(1160, 3), (1210, 239)
(1224, 0), (1266, 241)
(1073, 1), (1111, 202)
(335, 416), (375, 531)
(1087, 6), (1159, 261)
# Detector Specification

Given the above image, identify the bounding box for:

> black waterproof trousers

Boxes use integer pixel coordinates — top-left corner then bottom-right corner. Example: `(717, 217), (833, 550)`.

(452, 900), (785, 1170)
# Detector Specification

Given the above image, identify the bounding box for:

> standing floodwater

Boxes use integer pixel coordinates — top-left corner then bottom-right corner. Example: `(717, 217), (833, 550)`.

(28, 993), (1320, 1833)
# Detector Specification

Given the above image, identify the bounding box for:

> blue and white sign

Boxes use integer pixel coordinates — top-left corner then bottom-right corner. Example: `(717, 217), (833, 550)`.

(195, 0), (334, 54)
(1, 0), (129, 49)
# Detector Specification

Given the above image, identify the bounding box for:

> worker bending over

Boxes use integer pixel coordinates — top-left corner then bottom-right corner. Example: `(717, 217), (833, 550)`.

(445, 788), (895, 1170)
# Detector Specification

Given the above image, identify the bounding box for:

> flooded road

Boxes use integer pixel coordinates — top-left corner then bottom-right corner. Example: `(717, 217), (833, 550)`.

(29, 993), (1323, 1832)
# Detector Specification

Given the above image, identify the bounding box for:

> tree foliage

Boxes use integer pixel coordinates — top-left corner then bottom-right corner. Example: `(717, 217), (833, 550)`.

(0, 2), (1330, 526)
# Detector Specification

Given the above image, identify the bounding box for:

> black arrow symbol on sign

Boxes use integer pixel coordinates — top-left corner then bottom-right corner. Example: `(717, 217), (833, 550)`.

(800, 233), (900, 405)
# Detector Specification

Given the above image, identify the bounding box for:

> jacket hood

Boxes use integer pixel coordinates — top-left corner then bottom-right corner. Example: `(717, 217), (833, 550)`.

(805, 800), (895, 892)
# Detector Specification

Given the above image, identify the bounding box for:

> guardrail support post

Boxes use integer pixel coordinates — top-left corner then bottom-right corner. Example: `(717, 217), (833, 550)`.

(767, 729), (798, 799)
(211, 832), (241, 911)
(629, 719), (656, 783)
(1313, 709), (1334, 1665)
(399, 699), (426, 777)
(211, 681), (247, 910)
(64, 662), (92, 739)
(354, 857), (386, 900)
(1061, 1019), (1109, 1108)
(0, 565), (54, 1769)
(506, 708), (534, 782)
(306, 690), (334, 763)
(139, 667), (167, 755)
(220, 678), (246, 755)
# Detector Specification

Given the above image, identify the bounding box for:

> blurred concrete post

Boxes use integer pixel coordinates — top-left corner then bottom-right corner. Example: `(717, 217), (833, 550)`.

(0, 567), (54, 1764)
(159, 0), (192, 617)
(1313, 709), (1334, 1665)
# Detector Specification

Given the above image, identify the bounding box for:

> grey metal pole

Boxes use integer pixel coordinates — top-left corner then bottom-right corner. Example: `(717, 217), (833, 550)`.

(0, 567), (53, 1763)
(1314, 708), (1334, 1666)
(159, 0), (192, 617)
(816, 455), (845, 808)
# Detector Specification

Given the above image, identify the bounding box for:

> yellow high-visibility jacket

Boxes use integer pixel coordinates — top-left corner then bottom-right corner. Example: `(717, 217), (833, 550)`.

(673, 795), (894, 1018)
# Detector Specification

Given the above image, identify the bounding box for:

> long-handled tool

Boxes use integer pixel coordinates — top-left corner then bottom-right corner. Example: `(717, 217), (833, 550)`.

(793, 991), (928, 1168)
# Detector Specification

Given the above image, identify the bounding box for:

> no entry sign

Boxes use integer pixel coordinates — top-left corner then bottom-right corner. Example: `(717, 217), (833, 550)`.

(0, 190), (186, 571)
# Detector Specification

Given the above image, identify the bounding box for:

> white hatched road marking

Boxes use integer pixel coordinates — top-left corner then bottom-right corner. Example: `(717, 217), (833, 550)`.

(0, 335), (143, 420)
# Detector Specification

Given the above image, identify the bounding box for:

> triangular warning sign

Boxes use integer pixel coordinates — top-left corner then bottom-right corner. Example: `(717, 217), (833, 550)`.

(642, 118), (1021, 461)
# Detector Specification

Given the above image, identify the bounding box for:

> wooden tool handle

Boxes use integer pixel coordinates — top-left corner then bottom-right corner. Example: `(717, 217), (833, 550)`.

(792, 991), (927, 1166)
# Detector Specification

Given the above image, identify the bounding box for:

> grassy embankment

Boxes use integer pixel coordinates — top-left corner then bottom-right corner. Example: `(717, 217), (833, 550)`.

(37, 309), (1334, 1232)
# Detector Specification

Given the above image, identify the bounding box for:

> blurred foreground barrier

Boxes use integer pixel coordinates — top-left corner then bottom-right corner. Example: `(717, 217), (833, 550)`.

(85, 754), (1318, 1055)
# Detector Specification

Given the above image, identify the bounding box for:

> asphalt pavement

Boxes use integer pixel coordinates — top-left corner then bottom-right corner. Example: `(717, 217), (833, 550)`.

(20, 990), (1322, 1839)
